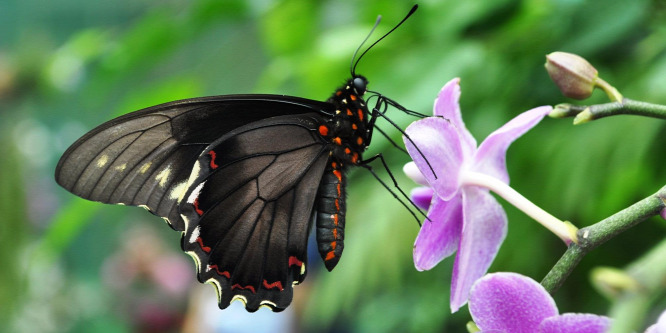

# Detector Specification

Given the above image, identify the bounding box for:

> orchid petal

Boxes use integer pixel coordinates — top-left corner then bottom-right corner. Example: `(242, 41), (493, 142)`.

(404, 161), (428, 186)
(404, 117), (464, 200)
(539, 313), (611, 333)
(450, 187), (508, 312)
(469, 273), (558, 333)
(433, 78), (476, 155)
(413, 194), (463, 271)
(472, 106), (552, 183)
(410, 186), (434, 210)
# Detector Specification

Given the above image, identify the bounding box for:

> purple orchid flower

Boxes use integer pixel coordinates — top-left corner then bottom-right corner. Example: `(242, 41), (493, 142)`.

(403, 78), (573, 312)
(469, 272), (611, 333)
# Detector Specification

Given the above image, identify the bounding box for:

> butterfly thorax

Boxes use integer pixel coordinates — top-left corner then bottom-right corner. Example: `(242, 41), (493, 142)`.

(319, 76), (371, 166)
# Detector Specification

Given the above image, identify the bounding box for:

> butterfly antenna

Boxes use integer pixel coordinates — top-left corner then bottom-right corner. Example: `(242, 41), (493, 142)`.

(352, 4), (418, 76)
(350, 15), (382, 77)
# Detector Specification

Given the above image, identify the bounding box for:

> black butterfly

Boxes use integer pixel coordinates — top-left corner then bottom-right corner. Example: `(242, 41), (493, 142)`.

(55, 6), (419, 312)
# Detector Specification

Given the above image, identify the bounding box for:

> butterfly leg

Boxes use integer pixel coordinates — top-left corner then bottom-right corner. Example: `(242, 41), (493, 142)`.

(360, 153), (428, 225)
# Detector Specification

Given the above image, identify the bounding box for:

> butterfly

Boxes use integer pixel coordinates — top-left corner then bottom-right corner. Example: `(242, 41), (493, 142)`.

(55, 5), (419, 312)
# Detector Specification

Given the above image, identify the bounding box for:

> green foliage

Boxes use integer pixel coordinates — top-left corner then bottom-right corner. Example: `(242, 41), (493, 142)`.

(2, 0), (665, 331)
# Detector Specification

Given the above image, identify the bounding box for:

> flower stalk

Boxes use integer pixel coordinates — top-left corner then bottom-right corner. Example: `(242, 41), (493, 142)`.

(541, 185), (666, 294)
(461, 171), (578, 244)
(550, 99), (666, 124)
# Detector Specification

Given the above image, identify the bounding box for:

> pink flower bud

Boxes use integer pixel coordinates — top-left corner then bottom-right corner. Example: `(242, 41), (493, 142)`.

(545, 52), (598, 100)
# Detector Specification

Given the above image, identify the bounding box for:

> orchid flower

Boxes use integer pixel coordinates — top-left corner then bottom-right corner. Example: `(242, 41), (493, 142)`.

(403, 78), (577, 312)
(469, 272), (611, 333)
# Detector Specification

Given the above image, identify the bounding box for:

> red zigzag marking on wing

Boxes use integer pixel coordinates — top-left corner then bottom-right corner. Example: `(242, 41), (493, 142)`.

(263, 280), (284, 291)
(209, 265), (230, 278)
(231, 284), (256, 294)
(196, 237), (211, 253)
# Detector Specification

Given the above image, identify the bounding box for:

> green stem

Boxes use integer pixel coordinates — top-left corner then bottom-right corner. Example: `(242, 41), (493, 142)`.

(540, 185), (666, 294)
(549, 99), (666, 124)
(594, 77), (624, 102)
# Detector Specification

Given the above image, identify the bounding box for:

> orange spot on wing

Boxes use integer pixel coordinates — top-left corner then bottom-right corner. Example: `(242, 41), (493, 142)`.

(196, 237), (211, 253)
(263, 280), (284, 291)
(358, 109), (364, 121)
(346, 108), (353, 116)
(356, 137), (363, 145)
(333, 137), (342, 145)
(208, 150), (219, 169)
(352, 123), (358, 130)
(318, 125), (329, 136)
(289, 256), (303, 267)
(352, 153), (359, 164)
(209, 265), (231, 278)
(193, 198), (204, 216)
(350, 95), (357, 101)
(231, 284), (256, 294)
(336, 90), (342, 96)
(344, 148), (351, 155)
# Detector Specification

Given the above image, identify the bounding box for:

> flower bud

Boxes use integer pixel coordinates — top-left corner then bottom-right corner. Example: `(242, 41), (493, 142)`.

(590, 267), (640, 299)
(545, 52), (598, 100)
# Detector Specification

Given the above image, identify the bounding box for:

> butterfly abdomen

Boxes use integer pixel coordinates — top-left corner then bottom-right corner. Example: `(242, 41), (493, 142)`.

(315, 77), (371, 271)
(316, 161), (347, 271)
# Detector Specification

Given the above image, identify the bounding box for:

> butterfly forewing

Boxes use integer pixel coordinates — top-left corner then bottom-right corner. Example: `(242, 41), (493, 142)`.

(55, 95), (333, 232)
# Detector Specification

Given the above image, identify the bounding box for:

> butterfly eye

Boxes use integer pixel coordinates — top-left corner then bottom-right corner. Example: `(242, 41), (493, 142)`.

(352, 77), (367, 95)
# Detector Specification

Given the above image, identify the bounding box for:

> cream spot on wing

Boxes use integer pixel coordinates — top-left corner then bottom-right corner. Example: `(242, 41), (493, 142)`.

(169, 181), (187, 201)
(97, 155), (109, 167)
(186, 250), (202, 272)
(231, 295), (248, 307)
(182, 214), (190, 229)
(259, 300), (277, 309)
(155, 166), (172, 188)
(139, 161), (152, 174)
(187, 181), (206, 204)
(189, 226), (201, 244)
(207, 278), (222, 302)
(180, 161), (201, 202)
(114, 163), (127, 171)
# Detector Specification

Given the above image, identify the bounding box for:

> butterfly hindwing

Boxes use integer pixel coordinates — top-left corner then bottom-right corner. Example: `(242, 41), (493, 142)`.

(55, 95), (334, 231)
(180, 113), (330, 311)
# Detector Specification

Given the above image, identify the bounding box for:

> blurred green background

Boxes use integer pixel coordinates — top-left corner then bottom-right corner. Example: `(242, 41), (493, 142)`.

(2, 0), (665, 332)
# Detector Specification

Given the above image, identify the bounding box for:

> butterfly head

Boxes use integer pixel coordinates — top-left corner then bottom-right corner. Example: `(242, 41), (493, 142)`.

(351, 76), (368, 96)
